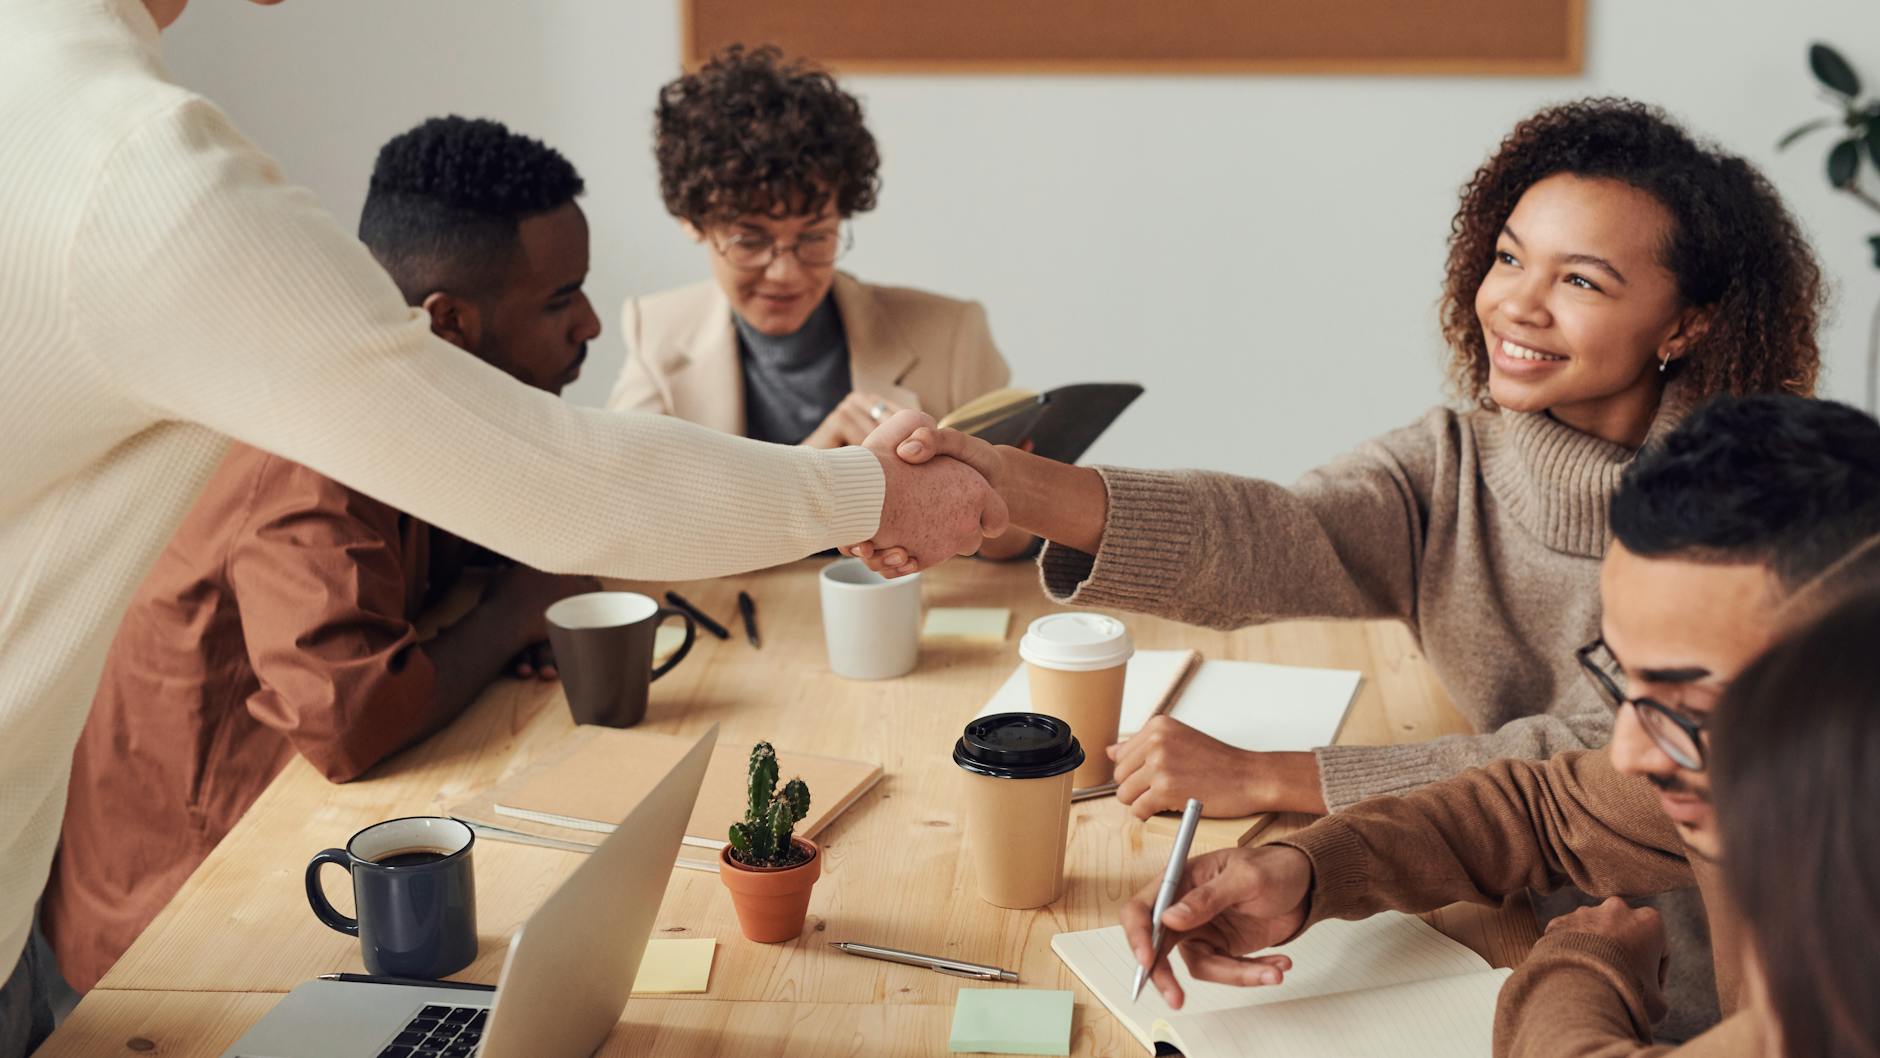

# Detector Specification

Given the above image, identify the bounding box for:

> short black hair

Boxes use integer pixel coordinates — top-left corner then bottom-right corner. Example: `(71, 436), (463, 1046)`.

(1611, 395), (1880, 588)
(358, 115), (584, 304)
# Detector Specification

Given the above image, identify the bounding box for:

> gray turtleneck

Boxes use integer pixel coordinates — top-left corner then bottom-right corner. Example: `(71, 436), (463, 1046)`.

(733, 295), (851, 445)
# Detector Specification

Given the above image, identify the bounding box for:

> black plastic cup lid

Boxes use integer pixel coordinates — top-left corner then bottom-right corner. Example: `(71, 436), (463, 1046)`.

(953, 712), (1086, 779)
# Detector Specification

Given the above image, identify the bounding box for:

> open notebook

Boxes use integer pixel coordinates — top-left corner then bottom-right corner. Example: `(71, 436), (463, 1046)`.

(1053, 912), (1511, 1057)
(450, 728), (881, 859)
(977, 650), (1361, 750)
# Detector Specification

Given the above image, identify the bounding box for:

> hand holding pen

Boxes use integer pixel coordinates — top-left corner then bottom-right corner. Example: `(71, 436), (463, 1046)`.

(1117, 835), (1316, 1009)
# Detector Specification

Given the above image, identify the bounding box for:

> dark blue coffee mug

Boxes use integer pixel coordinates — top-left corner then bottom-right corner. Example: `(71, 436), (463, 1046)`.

(306, 816), (478, 979)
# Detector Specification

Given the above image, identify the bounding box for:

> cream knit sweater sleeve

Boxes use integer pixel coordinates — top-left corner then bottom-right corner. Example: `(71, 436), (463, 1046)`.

(69, 99), (884, 580)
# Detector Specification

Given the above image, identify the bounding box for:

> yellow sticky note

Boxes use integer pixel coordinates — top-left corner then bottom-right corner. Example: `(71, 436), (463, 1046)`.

(631, 937), (716, 994)
(922, 608), (1012, 644)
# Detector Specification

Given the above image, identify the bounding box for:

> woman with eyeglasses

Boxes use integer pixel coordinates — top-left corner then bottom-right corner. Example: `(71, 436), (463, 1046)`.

(607, 46), (1034, 556)
(1711, 588), (1880, 1058)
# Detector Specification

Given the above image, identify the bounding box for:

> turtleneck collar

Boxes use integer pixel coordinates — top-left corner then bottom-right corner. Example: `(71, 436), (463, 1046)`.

(1478, 374), (1701, 557)
(732, 293), (843, 371)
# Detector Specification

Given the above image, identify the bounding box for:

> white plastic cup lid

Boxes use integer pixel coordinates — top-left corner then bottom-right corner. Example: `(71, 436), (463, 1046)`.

(1019, 613), (1133, 672)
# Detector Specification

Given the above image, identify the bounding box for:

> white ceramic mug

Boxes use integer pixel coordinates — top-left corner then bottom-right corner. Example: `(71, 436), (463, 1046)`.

(819, 558), (921, 679)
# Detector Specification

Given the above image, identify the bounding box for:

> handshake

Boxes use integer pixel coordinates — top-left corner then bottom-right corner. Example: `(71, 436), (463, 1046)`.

(847, 409), (1016, 575)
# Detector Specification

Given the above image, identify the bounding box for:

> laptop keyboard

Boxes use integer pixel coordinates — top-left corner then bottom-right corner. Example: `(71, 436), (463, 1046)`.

(376, 1003), (486, 1057)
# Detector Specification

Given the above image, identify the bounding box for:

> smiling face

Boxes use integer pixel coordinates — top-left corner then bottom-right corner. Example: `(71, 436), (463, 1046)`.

(474, 203), (599, 395)
(1597, 541), (1783, 859)
(694, 210), (843, 337)
(1474, 174), (1706, 447)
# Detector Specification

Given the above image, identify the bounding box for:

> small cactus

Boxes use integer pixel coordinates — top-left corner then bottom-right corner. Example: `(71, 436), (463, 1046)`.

(727, 742), (812, 867)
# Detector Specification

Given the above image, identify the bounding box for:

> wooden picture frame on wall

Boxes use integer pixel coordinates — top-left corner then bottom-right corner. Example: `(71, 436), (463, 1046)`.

(681, 0), (1584, 76)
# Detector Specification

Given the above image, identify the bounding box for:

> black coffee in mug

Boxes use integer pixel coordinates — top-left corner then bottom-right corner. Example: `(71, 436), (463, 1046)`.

(307, 816), (477, 979)
(372, 847), (452, 868)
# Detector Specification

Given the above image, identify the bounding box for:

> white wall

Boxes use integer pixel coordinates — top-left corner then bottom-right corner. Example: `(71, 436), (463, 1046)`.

(163, 0), (1880, 482)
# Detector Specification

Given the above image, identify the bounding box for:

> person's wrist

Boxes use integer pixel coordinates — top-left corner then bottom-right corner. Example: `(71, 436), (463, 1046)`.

(1256, 752), (1326, 815)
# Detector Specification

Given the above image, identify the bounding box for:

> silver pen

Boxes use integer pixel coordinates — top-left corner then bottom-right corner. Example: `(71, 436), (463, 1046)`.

(829, 941), (1019, 982)
(1132, 798), (1203, 1002)
(1071, 782), (1119, 802)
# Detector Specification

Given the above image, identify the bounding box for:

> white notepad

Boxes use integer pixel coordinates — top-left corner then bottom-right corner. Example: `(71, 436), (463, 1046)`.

(977, 652), (1360, 750)
(1052, 912), (1511, 1057)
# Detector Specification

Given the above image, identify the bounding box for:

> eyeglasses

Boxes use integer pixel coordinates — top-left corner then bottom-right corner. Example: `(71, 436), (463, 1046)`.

(708, 225), (851, 271)
(1575, 639), (1710, 771)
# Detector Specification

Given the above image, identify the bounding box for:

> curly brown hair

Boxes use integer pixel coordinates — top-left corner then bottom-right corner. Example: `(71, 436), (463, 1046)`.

(1441, 98), (1823, 409)
(655, 45), (880, 226)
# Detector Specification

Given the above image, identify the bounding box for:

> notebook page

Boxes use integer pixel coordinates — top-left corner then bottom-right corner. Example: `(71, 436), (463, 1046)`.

(1168, 969), (1510, 1058)
(1166, 660), (1361, 752)
(1052, 912), (1496, 1051)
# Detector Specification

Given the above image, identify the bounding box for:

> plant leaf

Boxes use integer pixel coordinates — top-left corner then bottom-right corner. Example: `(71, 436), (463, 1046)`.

(1779, 117), (1834, 150)
(1812, 43), (1862, 97)
(1865, 124), (1880, 171)
(1829, 138), (1862, 188)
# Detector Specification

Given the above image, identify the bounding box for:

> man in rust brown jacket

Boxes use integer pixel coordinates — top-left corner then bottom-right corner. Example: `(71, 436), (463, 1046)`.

(1121, 395), (1880, 1057)
(42, 117), (602, 991)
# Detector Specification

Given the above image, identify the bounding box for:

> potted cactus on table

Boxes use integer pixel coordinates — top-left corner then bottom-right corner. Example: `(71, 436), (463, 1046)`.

(718, 741), (822, 942)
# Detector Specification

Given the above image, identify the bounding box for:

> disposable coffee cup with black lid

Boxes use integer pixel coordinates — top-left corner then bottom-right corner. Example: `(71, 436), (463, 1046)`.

(954, 712), (1086, 909)
(953, 712), (1086, 780)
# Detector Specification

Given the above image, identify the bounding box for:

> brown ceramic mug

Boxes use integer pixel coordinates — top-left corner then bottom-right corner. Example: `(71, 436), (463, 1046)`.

(545, 591), (696, 728)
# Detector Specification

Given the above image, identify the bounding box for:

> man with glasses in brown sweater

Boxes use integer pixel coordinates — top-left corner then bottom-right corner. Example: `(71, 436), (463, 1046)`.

(1118, 394), (1880, 1057)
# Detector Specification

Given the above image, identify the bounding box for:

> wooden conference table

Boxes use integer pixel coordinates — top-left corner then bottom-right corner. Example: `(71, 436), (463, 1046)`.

(40, 558), (1538, 1057)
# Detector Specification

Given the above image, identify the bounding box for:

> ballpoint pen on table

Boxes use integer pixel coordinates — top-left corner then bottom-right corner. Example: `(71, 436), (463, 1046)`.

(737, 590), (761, 648)
(828, 941), (1019, 982)
(1071, 782), (1118, 802)
(1132, 797), (1203, 1002)
(318, 973), (495, 992)
(665, 590), (730, 640)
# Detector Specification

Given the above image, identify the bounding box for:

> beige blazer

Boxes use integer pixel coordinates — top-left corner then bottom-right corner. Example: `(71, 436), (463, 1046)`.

(605, 272), (1011, 435)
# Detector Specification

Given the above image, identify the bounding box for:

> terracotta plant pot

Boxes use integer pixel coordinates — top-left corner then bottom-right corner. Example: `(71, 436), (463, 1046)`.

(718, 837), (822, 943)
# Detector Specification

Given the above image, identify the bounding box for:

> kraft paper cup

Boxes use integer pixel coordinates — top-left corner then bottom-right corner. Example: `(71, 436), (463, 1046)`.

(953, 713), (1085, 909)
(1020, 613), (1132, 788)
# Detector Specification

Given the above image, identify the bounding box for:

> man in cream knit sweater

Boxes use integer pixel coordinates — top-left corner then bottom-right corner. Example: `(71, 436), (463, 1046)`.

(0, 0), (1002, 1044)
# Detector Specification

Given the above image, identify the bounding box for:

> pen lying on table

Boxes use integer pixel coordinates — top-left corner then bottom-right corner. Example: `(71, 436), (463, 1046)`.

(319, 973), (495, 992)
(665, 590), (730, 640)
(829, 941), (1019, 982)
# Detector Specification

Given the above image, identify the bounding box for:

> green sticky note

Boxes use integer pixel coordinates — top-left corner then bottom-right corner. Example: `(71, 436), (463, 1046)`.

(922, 607), (1012, 643)
(948, 988), (1073, 1055)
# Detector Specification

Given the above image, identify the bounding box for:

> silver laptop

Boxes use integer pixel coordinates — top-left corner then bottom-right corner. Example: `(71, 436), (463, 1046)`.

(221, 723), (717, 1058)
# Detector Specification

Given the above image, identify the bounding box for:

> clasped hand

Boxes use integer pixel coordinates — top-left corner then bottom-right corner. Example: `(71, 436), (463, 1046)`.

(850, 410), (1008, 572)
(849, 418), (1007, 575)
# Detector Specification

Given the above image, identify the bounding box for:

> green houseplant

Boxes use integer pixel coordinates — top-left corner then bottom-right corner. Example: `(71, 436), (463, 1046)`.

(1781, 42), (1880, 412)
(717, 742), (822, 942)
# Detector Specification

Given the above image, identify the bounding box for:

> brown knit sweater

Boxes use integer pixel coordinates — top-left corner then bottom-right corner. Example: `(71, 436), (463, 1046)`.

(1278, 751), (1754, 1056)
(1039, 383), (1699, 808)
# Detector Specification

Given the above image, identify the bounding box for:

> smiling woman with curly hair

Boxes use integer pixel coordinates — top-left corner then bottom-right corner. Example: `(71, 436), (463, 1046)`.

(870, 94), (1826, 1042)
(1442, 98), (1821, 415)
(608, 44), (1032, 557)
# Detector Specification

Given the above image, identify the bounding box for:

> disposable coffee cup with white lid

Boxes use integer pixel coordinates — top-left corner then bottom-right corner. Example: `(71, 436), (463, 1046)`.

(1020, 613), (1132, 788)
(1019, 613), (1134, 671)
